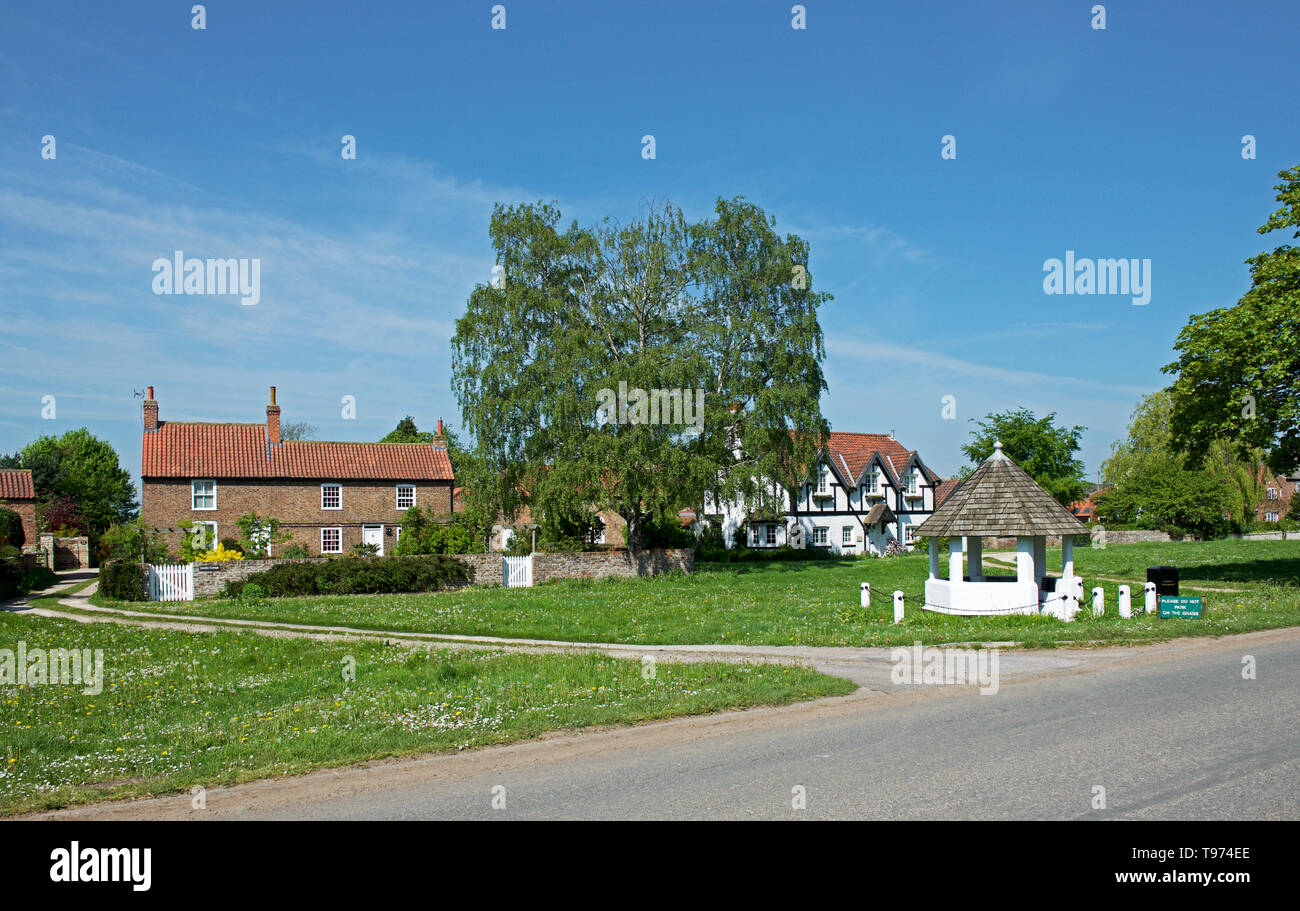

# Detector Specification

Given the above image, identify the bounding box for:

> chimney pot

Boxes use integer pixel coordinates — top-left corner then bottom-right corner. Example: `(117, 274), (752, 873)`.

(270, 385), (277, 406)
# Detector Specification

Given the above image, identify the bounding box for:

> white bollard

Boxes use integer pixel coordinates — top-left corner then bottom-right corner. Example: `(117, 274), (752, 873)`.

(1092, 586), (1104, 617)
(1144, 581), (1157, 614)
(892, 590), (904, 624)
(860, 582), (870, 608)
(1118, 585), (1131, 618)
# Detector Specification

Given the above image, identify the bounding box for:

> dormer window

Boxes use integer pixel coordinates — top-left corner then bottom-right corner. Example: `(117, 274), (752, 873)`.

(906, 471), (921, 496)
(815, 468), (829, 496)
(865, 471), (879, 495)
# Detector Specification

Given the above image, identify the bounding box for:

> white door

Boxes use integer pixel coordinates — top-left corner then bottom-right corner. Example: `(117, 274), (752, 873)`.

(362, 524), (384, 556)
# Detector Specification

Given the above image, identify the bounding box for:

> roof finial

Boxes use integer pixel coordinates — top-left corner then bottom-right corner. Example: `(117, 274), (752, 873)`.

(993, 440), (1003, 454)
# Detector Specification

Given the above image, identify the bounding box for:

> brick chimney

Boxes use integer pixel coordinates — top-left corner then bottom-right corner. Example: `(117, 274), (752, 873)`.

(267, 386), (281, 444)
(143, 386), (158, 432)
(432, 418), (446, 449)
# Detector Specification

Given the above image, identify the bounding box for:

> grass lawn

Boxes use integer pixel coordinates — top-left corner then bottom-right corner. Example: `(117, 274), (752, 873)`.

(93, 539), (1300, 649)
(0, 594), (851, 816)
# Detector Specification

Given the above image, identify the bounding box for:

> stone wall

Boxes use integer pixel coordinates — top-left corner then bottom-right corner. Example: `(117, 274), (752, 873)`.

(39, 534), (90, 570)
(185, 548), (692, 598)
(532, 548), (694, 583)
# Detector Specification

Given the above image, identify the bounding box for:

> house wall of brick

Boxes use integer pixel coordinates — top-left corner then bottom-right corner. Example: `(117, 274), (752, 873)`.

(142, 478), (455, 557)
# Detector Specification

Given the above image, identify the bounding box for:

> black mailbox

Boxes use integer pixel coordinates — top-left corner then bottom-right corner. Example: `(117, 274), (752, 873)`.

(1147, 565), (1179, 596)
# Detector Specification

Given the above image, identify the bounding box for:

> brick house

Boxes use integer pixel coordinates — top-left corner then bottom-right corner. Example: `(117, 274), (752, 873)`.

(0, 469), (38, 547)
(1256, 468), (1299, 524)
(140, 387), (454, 557)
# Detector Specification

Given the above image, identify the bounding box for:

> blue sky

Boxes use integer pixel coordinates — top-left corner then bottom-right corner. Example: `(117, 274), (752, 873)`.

(1, 0), (1296, 490)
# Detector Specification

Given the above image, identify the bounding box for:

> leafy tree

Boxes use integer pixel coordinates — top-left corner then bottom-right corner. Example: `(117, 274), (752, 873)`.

(1103, 390), (1266, 527)
(38, 497), (91, 537)
(1092, 462), (1230, 538)
(235, 511), (292, 558)
(961, 407), (1087, 506)
(451, 197), (829, 550)
(280, 421), (317, 441)
(1165, 166), (1300, 474)
(7, 429), (136, 536)
(381, 416), (469, 475)
(380, 416), (433, 444)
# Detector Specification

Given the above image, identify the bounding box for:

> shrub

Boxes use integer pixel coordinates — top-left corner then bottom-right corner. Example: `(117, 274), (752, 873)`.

(193, 544), (245, 562)
(237, 581), (269, 610)
(100, 561), (146, 601)
(0, 560), (57, 600)
(100, 519), (168, 564)
(0, 506), (25, 548)
(219, 537), (245, 555)
(280, 543), (311, 560)
(224, 554), (471, 599)
(351, 542), (380, 558)
(394, 506), (489, 555)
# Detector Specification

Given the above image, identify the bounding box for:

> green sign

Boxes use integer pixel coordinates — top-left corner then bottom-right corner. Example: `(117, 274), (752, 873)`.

(1160, 595), (1203, 618)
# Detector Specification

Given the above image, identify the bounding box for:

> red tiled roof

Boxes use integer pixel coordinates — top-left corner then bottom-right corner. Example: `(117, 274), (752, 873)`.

(0, 469), (35, 500)
(142, 422), (453, 480)
(824, 432), (919, 485)
(935, 478), (961, 506)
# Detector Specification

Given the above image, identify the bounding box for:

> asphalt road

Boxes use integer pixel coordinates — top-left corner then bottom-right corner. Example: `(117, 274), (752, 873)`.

(37, 628), (1300, 820)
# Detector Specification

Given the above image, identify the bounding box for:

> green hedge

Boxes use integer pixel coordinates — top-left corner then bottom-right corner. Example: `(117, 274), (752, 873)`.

(224, 554), (472, 599)
(0, 560), (58, 600)
(100, 561), (146, 601)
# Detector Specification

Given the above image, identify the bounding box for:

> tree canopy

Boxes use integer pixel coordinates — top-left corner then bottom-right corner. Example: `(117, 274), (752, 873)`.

(1103, 390), (1266, 528)
(961, 407), (1088, 506)
(451, 196), (830, 549)
(1, 429), (136, 537)
(1165, 165), (1300, 474)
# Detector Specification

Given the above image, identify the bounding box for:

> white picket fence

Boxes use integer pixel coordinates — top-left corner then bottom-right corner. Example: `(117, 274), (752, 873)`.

(148, 563), (194, 601)
(502, 555), (533, 588)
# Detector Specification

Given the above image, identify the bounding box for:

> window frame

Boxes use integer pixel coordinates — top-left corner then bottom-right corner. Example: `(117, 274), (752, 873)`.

(904, 524), (916, 544)
(321, 483), (342, 510)
(841, 526), (854, 546)
(815, 468), (829, 496)
(191, 479), (217, 511)
(1265, 511), (1279, 523)
(396, 484), (416, 510)
(813, 526), (828, 546)
(765, 524), (777, 546)
(320, 526), (343, 554)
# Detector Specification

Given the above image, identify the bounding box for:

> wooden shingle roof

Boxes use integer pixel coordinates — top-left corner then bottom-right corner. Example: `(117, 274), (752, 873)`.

(914, 443), (1088, 538)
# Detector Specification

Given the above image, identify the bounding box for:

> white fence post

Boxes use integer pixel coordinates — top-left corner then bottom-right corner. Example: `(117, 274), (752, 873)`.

(1144, 581), (1157, 614)
(1092, 586), (1104, 617)
(892, 590), (904, 624)
(860, 582), (870, 608)
(1118, 585), (1131, 618)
